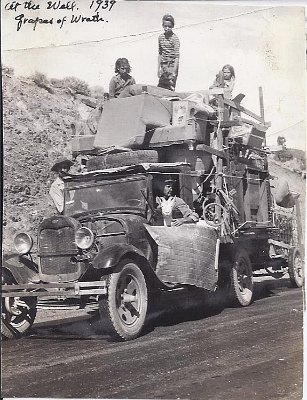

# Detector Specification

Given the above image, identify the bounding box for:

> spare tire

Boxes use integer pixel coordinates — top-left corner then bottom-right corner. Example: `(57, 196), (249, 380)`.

(88, 150), (159, 171)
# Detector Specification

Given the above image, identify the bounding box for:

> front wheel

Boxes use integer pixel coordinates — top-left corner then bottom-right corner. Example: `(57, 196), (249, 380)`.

(230, 249), (253, 307)
(99, 260), (148, 340)
(288, 248), (304, 288)
(1, 274), (37, 339)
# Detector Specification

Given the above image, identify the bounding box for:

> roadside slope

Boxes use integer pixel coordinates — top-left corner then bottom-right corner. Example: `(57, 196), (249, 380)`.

(3, 72), (89, 251)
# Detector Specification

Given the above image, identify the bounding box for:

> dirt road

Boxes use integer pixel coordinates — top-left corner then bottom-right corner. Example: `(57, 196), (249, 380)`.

(2, 279), (303, 400)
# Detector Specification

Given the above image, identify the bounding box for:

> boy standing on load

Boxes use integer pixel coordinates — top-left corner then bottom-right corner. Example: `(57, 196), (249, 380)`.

(158, 14), (180, 90)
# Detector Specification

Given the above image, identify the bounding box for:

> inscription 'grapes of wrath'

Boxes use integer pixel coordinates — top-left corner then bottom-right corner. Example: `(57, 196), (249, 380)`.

(4, 0), (117, 31)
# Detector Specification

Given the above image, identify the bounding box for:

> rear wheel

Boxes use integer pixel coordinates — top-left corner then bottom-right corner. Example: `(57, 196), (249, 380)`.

(1, 273), (37, 339)
(99, 260), (148, 340)
(230, 249), (253, 307)
(288, 248), (304, 288)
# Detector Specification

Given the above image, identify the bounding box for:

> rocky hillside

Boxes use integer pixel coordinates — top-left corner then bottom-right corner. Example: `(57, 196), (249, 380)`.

(2, 69), (98, 251)
(2, 69), (306, 252)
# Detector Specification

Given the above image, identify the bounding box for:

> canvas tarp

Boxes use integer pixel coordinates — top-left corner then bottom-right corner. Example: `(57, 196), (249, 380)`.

(145, 223), (218, 291)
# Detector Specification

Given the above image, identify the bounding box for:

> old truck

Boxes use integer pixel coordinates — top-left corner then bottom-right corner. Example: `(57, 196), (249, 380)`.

(2, 85), (304, 340)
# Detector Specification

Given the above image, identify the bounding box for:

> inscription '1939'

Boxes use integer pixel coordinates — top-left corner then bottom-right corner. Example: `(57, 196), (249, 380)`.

(89, 0), (116, 12)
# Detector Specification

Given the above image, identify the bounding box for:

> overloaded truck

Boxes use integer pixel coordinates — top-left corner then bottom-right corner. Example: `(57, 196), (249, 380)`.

(2, 85), (304, 340)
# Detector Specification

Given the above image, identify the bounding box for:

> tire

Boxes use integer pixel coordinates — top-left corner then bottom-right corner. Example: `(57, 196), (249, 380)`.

(1, 275), (37, 339)
(288, 248), (304, 288)
(99, 259), (148, 340)
(88, 150), (159, 171)
(230, 249), (253, 307)
(202, 202), (227, 227)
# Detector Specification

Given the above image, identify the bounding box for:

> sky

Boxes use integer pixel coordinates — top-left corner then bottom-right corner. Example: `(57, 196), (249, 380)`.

(2, 1), (306, 150)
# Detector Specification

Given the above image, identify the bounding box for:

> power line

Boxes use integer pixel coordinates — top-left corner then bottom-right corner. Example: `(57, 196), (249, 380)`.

(109, 5), (275, 47)
(3, 6), (275, 53)
(266, 120), (305, 137)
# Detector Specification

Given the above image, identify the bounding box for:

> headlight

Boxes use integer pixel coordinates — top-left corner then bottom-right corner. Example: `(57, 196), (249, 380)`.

(75, 227), (94, 249)
(14, 233), (33, 254)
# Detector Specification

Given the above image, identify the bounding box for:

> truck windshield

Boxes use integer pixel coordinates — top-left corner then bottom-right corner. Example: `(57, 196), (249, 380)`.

(64, 177), (147, 216)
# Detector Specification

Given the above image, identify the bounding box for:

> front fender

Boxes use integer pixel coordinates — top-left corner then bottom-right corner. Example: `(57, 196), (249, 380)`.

(2, 253), (40, 284)
(92, 244), (147, 270)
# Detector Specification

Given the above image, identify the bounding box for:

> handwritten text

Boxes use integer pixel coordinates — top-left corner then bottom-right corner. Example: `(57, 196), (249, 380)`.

(4, 0), (116, 31)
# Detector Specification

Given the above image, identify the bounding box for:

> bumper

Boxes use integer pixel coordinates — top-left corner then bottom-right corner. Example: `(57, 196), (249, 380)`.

(2, 280), (107, 298)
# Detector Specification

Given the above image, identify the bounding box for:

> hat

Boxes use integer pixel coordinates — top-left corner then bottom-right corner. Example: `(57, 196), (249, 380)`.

(51, 157), (73, 172)
(164, 176), (175, 184)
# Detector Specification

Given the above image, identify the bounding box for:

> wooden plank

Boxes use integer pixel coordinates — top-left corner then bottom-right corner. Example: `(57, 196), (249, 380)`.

(248, 172), (260, 221)
(268, 239), (293, 250)
(179, 165), (193, 208)
(215, 95), (224, 227)
(209, 120), (240, 128)
(196, 144), (226, 159)
(226, 163), (245, 225)
(259, 87), (265, 122)
(294, 197), (303, 246)
(257, 179), (269, 222)
(223, 98), (264, 123)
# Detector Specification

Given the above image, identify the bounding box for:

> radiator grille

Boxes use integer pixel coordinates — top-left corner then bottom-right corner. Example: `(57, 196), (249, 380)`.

(40, 256), (79, 275)
(39, 225), (78, 276)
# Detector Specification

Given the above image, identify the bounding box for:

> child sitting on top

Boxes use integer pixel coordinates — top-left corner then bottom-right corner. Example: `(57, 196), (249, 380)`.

(210, 64), (235, 99)
(109, 58), (136, 99)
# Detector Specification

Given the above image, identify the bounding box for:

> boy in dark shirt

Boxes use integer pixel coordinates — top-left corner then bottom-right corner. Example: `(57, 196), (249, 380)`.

(157, 14), (180, 90)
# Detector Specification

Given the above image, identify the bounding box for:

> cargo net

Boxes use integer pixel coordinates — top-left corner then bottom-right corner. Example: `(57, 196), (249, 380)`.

(271, 205), (298, 245)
